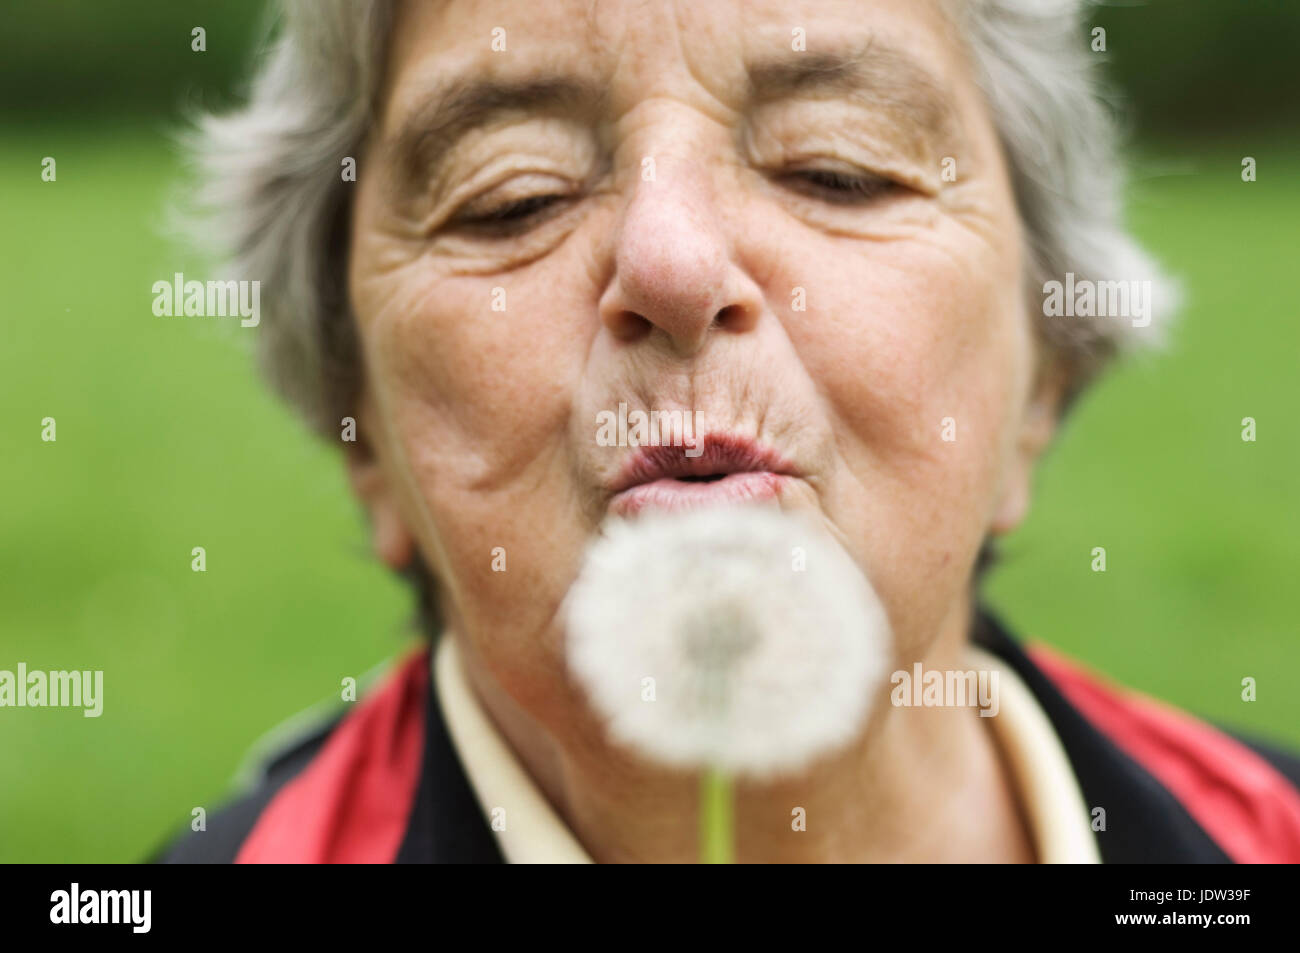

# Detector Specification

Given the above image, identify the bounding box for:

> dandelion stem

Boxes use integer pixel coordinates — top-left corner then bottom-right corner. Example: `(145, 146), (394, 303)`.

(700, 766), (734, 864)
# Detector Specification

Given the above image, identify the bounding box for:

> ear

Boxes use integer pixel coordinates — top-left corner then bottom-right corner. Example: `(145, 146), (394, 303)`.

(345, 408), (416, 571)
(989, 359), (1070, 535)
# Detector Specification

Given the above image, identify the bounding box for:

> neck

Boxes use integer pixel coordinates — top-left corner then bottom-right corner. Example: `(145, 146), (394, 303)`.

(455, 609), (1036, 864)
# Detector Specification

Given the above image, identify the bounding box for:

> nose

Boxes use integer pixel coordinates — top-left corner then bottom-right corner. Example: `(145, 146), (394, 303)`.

(598, 162), (760, 357)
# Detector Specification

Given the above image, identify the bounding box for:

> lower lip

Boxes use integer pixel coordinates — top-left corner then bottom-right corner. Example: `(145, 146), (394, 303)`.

(609, 472), (789, 517)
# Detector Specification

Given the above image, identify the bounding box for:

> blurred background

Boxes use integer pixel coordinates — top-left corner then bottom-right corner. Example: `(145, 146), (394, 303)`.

(2, 0), (1298, 862)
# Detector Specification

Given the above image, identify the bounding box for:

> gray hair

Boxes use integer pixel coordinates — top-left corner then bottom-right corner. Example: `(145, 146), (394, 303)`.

(188, 0), (1173, 436)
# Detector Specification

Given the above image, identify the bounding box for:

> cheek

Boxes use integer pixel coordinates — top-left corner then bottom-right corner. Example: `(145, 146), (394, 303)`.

(818, 235), (1023, 466)
(767, 221), (1028, 644)
(351, 247), (601, 697)
(358, 266), (577, 479)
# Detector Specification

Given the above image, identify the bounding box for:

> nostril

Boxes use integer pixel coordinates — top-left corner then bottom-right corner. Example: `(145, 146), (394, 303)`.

(608, 309), (653, 342)
(713, 304), (754, 333)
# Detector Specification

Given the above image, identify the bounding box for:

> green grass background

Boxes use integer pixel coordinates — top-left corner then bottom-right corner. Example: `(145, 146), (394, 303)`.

(0, 123), (412, 863)
(2, 121), (1296, 863)
(985, 139), (1300, 738)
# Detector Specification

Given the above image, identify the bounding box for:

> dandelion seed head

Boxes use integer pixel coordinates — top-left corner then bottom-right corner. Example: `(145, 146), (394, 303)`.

(563, 507), (892, 779)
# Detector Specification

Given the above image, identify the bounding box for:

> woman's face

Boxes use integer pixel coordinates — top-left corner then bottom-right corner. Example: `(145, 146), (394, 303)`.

(349, 0), (1057, 742)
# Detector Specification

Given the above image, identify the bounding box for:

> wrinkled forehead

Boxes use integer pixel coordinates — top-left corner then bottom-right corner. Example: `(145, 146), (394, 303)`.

(379, 0), (969, 138)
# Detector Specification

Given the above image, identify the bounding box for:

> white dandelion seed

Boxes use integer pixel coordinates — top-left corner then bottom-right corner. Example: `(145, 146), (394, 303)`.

(563, 506), (892, 780)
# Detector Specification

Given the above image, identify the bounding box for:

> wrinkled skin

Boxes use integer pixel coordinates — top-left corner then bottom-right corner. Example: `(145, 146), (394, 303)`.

(346, 0), (1063, 862)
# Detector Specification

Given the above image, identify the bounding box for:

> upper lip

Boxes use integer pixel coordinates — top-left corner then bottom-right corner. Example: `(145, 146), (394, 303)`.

(610, 433), (798, 495)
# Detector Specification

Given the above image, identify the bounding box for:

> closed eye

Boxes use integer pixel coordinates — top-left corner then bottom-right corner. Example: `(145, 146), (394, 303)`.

(452, 192), (571, 235)
(780, 168), (901, 204)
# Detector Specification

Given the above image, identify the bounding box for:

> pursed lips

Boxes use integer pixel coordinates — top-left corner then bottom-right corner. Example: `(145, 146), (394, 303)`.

(608, 433), (798, 517)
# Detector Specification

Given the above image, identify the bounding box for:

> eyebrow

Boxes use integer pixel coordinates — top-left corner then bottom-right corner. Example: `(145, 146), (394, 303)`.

(382, 77), (607, 192)
(380, 42), (959, 192)
(745, 44), (960, 147)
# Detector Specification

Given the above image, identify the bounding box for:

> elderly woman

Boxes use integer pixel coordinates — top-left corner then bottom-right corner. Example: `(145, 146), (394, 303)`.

(159, 0), (1300, 864)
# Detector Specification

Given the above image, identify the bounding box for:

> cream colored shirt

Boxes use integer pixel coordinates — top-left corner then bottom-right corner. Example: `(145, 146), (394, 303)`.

(433, 635), (1100, 864)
